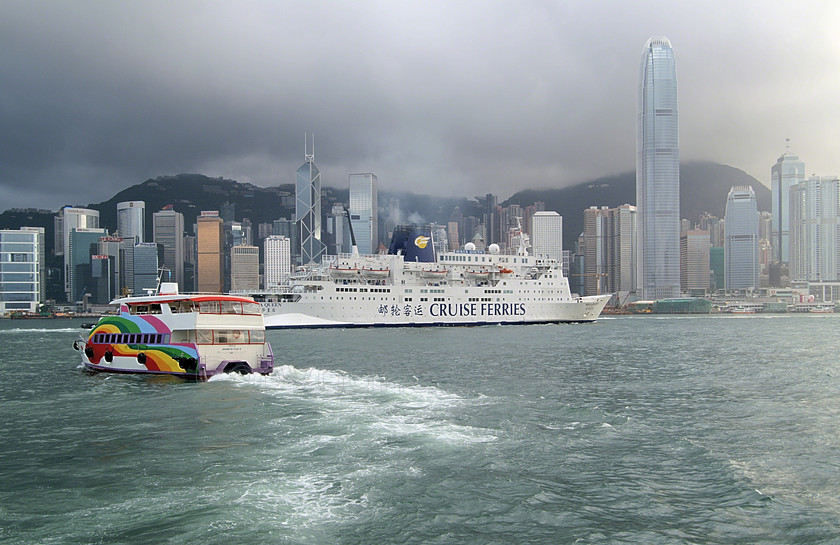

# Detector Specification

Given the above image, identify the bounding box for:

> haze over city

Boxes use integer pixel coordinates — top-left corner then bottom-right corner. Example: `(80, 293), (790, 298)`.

(2, 0), (838, 211)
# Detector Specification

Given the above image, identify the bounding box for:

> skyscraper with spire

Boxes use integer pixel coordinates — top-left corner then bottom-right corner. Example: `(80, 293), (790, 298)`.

(770, 140), (805, 264)
(296, 134), (325, 265)
(636, 36), (680, 300)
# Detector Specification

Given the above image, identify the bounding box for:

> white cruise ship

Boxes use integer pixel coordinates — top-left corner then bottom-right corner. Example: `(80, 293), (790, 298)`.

(250, 224), (610, 328)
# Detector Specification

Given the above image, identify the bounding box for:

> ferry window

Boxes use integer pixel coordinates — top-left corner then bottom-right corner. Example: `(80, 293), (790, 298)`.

(199, 301), (220, 314)
(148, 304), (161, 314)
(196, 330), (213, 344)
(221, 301), (243, 314)
(215, 329), (248, 344)
(242, 302), (261, 315)
(250, 330), (265, 344)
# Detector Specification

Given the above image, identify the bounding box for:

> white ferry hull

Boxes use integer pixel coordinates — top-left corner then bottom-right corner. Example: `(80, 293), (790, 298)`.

(262, 295), (610, 329)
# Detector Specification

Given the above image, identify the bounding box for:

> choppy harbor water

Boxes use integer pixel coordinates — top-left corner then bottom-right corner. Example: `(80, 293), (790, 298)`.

(2, 315), (840, 544)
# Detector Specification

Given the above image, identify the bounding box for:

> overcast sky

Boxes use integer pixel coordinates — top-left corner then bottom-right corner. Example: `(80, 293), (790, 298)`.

(1, 1), (838, 211)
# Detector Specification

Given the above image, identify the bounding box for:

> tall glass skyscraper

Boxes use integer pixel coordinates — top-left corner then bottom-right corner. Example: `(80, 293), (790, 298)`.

(790, 176), (840, 282)
(117, 201), (145, 244)
(770, 146), (805, 264)
(349, 173), (378, 254)
(153, 206), (185, 290)
(724, 186), (759, 290)
(296, 135), (325, 264)
(636, 36), (680, 300)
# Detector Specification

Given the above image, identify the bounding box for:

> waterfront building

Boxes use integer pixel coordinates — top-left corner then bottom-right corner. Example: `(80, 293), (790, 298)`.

(636, 36), (680, 299)
(230, 245), (260, 292)
(274, 217), (301, 264)
(61, 207), (99, 300)
(724, 186), (760, 291)
(326, 204), (350, 255)
(196, 211), (224, 294)
(680, 230), (711, 292)
(0, 227), (45, 315)
(583, 207), (609, 296)
(349, 173), (378, 254)
(710, 246), (724, 291)
(117, 201), (145, 244)
(582, 205), (637, 299)
(790, 176), (840, 282)
(264, 235), (291, 289)
(531, 211), (563, 262)
(153, 206), (185, 290)
(296, 135), (325, 265)
(96, 236), (123, 300)
(89, 254), (113, 305)
(133, 243), (163, 295)
(69, 227), (107, 302)
(771, 145), (805, 264)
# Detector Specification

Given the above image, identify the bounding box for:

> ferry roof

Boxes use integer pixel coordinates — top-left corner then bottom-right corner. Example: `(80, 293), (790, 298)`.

(111, 293), (256, 305)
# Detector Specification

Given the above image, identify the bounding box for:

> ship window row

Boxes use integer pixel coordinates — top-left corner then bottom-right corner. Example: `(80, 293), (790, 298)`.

(195, 329), (265, 344)
(92, 333), (171, 345)
(126, 300), (261, 315)
(485, 289), (501, 293)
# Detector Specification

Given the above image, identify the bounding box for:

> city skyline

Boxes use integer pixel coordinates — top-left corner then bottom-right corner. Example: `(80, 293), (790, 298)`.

(1, 2), (839, 211)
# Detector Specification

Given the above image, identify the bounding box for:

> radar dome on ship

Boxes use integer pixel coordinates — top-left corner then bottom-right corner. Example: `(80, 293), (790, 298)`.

(464, 242), (476, 251)
(488, 244), (500, 254)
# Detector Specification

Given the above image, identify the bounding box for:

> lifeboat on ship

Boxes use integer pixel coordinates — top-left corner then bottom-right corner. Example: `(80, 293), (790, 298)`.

(464, 269), (491, 280)
(420, 268), (448, 278)
(329, 265), (358, 278)
(361, 267), (390, 278)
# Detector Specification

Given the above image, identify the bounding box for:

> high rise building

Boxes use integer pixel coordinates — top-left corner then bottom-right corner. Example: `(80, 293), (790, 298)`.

(583, 207), (610, 296)
(447, 221), (460, 251)
(724, 186), (760, 291)
(97, 236), (123, 300)
(771, 144), (805, 264)
(0, 227), (44, 315)
(582, 205), (636, 298)
(230, 245), (260, 292)
(790, 176), (840, 282)
(69, 227), (107, 302)
(197, 211), (224, 294)
(680, 230), (711, 292)
(117, 201), (145, 244)
(296, 135), (325, 264)
(264, 235), (291, 289)
(61, 207), (99, 299)
(153, 207), (185, 290)
(530, 211), (563, 262)
(349, 173), (378, 254)
(133, 242), (163, 295)
(636, 36), (680, 300)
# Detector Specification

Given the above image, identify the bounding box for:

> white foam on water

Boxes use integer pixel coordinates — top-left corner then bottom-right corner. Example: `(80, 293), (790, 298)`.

(206, 363), (498, 531)
(0, 327), (81, 334)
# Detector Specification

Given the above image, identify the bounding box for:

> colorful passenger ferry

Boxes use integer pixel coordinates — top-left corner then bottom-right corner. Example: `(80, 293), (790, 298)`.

(73, 282), (274, 379)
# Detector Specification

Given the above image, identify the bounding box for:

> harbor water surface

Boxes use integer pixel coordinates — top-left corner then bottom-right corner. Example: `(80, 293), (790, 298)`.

(2, 315), (840, 544)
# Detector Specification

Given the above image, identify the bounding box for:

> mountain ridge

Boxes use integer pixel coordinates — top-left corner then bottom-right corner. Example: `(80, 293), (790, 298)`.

(1, 162), (768, 253)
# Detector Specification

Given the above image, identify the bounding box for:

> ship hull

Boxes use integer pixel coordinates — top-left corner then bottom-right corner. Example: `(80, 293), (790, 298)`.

(262, 295), (611, 329)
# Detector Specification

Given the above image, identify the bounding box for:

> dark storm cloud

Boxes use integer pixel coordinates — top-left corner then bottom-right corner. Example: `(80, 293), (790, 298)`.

(1, 1), (838, 211)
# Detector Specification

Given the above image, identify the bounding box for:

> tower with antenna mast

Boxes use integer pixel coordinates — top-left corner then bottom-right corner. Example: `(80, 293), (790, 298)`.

(296, 133), (325, 264)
